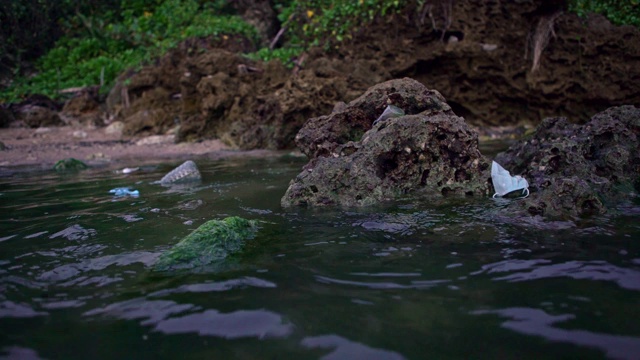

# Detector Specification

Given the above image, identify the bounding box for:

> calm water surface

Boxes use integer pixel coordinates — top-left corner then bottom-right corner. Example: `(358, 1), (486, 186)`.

(1, 153), (639, 359)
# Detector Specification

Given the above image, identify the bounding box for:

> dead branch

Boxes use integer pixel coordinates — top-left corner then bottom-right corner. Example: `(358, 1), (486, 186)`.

(269, 26), (288, 50)
(270, 13), (295, 50)
(292, 53), (307, 76)
(418, 0), (454, 41)
(121, 86), (130, 109)
(530, 11), (562, 73)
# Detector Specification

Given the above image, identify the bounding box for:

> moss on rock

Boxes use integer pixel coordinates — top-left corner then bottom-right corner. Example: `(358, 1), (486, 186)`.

(154, 216), (258, 272)
(53, 158), (88, 172)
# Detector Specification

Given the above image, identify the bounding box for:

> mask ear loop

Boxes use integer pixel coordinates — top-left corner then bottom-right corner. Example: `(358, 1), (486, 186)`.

(492, 188), (529, 199)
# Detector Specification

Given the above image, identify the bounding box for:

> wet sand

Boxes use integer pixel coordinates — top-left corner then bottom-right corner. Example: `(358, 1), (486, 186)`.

(0, 125), (280, 170)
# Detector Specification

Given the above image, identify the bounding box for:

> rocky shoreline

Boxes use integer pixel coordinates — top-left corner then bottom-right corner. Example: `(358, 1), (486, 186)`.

(1, 1), (638, 219)
(280, 78), (639, 221)
(0, 125), (281, 169)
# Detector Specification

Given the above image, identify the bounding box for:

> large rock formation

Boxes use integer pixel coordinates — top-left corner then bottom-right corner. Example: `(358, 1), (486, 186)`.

(355, 1), (640, 127)
(94, 1), (638, 150)
(294, 77), (452, 159)
(281, 78), (492, 207)
(495, 105), (640, 219)
(104, 46), (385, 150)
(61, 88), (103, 126)
(15, 105), (63, 128)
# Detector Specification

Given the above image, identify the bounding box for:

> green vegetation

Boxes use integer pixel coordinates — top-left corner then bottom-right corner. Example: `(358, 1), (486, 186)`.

(1, 0), (257, 102)
(277, 0), (403, 47)
(154, 216), (258, 272)
(1, 0), (638, 103)
(568, 0), (640, 27)
(1, 0), (409, 102)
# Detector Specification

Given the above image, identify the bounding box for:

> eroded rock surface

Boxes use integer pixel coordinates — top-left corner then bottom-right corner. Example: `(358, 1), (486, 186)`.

(61, 88), (103, 126)
(16, 105), (63, 128)
(495, 105), (640, 219)
(295, 78), (454, 159)
(282, 78), (491, 207)
(67, 1), (639, 150)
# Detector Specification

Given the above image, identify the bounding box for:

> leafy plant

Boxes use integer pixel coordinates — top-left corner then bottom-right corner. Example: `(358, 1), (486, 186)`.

(1, 0), (258, 102)
(245, 47), (304, 67)
(568, 0), (640, 27)
(275, 0), (405, 49)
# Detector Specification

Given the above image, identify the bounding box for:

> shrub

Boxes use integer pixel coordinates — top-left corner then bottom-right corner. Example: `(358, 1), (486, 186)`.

(1, 0), (257, 102)
(568, 0), (640, 27)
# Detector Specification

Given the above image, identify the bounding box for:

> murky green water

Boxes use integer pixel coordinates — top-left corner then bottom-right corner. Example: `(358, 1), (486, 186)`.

(1, 153), (639, 359)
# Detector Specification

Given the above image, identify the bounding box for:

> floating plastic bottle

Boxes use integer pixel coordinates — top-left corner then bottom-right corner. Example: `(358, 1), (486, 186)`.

(159, 160), (202, 185)
(373, 105), (405, 126)
(109, 188), (140, 197)
(491, 161), (529, 198)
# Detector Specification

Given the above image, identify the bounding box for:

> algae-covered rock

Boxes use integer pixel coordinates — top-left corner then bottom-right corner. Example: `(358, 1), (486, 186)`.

(154, 216), (258, 272)
(282, 78), (491, 207)
(495, 105), (640, 219)
(53, 158), (88, 172)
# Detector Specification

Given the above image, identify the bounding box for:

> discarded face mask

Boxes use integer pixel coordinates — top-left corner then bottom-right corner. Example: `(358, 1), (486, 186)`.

(491, 161), (529, 198)
(159, 160), (202, 185)
(373, 104), (405, 126)
(109, 187), (140, 197)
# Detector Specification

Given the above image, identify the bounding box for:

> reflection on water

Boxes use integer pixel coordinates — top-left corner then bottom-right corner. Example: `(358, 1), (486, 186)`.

(0, 155), (639, 359)
(474, 259), (640, 291)
(301, 335), (405, 360)
(37, 251), (159, 283)
(154, 309), (293, 339)
(315, 275), (450, 290)
(472, 307), (640, 360)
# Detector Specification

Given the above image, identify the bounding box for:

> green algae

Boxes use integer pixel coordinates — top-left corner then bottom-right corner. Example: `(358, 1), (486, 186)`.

(53, 158), (88, 172)
(154, 216), (258, 272)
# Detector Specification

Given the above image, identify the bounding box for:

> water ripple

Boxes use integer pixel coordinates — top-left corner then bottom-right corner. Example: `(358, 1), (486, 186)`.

(0, 300), (47, 318)
(148, 277), (276, 297)
(350, 211), (440, 236)
(38, 251), (159, 282)
(350, 272), (421, 277)
(0, 346), (46, 360)
(84, 298), (195, 325)
(472, 307), (640, 360)
(301, 334), (405, 360)
(86, 294), (292, 340)
(48, 224), (97, 241)
(472, 259), (640, 291)
(315, 275), (449, 289)
(154, 309), (293, 339)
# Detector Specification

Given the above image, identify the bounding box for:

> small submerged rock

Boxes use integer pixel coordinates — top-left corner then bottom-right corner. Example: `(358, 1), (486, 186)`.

(159, 160), (202, 185)
(154, 216), (258, 272)
(53, 158), (88, 172)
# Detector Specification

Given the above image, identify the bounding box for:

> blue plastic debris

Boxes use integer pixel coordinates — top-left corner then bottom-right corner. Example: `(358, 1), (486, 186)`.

(109, 188), (140, 197)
